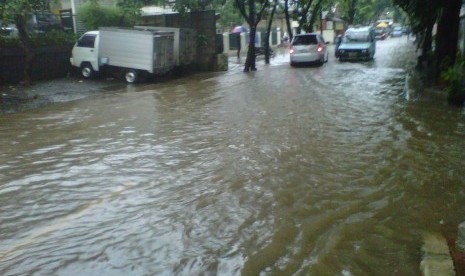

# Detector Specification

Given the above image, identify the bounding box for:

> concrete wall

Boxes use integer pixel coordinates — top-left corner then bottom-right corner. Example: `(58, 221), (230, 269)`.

(140, 10), (219, 71)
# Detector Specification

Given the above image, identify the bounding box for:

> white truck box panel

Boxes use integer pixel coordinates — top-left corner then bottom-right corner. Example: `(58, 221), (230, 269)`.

(135, 26), (194, 67)
(99, 28), (154, 73)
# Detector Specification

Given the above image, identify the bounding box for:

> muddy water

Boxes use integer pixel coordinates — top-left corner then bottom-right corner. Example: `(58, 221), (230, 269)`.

(1, 38), (464, 275)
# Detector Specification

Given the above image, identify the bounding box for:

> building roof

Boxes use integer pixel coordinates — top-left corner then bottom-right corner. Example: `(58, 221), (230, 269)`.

(141, 6), (176, 16)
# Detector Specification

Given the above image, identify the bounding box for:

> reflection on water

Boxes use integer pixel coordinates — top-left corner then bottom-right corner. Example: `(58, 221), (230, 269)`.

(1, 38), (464, 275)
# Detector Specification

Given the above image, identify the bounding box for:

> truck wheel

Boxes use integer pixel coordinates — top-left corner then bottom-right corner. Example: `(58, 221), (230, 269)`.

(125, 69), (138, 83)
(81, 63), (94, 79)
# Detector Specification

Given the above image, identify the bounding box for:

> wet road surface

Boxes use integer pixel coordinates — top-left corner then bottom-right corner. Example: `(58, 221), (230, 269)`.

(1, 37), (465, 275)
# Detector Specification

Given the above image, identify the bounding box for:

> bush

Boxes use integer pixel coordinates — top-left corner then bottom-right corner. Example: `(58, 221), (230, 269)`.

(77, 3), (123, 30)
(31, 30), (77, 47)
(440, 57), (465, 106)
(0, 30), (76, 48)
(0, 36), (21, 47)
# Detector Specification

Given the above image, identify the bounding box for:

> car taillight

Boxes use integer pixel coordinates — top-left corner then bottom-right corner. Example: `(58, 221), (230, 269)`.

(317, 44), (324, 52)
(289, 47), (295, 54)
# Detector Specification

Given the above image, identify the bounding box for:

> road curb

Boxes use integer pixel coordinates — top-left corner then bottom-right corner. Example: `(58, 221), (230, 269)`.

(420, 232), (456, 276)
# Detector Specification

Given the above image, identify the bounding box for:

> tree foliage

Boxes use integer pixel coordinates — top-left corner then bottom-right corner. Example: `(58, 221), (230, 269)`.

(394, 0), (462, 80)
(0, 0), (48, 22)
(77, 2), (122, 30)
(306, 0), (328, 32)
(168, 0), (220, 13)
(291, 0), (317, 33)
(337, 0), (394, 25)
(216, 0), (243, 28)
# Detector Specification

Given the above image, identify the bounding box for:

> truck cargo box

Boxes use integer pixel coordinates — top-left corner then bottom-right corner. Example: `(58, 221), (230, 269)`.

(135, 26), (195, 68)
(99, 28), (175, 74)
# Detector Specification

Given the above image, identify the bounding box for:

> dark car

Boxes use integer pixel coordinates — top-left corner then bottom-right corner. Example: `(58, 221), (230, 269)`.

(27, 11), (63, 34)
(1, 11), (62, 37)
(374, 29), (387, 40)
(402, 26), (411, 35)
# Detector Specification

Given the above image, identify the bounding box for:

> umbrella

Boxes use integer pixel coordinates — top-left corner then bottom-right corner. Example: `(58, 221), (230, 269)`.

(376, 22), (388, 28)
(232, 26), (247, 33)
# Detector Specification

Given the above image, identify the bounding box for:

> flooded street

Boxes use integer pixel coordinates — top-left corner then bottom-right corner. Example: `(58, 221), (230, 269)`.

(1, 37), (465, 275)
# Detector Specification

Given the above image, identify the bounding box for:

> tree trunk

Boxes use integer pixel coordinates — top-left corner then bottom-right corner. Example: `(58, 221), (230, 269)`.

(244, 26), (257, 71)
(308, 10), (317, 33)
(298, 1), (313, 33)
(421, 21), (435, 68)
(243, 0), (257, 72)
(15, 17), (34, 86)
(308, 0), (324, 33)
(284, 0), (293, 41)
(348, 0), (357, 25)
(265, 3), (276, 64)
(435, 0), (462, 80)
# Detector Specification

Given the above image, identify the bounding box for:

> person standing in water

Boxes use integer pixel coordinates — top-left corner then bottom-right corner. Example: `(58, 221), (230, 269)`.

(236, 33), (241, 59)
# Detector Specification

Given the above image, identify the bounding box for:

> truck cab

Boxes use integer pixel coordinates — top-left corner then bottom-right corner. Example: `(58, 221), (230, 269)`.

(70, 31), (100, 78)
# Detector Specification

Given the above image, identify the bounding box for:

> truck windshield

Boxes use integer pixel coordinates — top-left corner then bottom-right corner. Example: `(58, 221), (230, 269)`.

(77, 34), (96, 48)
(342, 32), (369, 43)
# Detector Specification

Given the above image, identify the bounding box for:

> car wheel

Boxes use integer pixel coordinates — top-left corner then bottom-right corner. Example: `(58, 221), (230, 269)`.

(290, 61), (296, 67)
(81, 63), (94, 79)
(125, 69), (138, 83)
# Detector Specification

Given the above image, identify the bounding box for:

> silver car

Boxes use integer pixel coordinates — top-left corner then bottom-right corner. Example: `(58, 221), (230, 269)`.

(289, 33), (329, 66)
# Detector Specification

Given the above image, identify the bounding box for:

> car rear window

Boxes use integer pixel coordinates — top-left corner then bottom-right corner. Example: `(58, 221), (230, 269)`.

(292, 35), (317, 45)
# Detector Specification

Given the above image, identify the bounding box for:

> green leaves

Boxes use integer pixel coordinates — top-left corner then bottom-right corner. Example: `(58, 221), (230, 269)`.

(338, 0), (389, 25)
(77, 2), (123, 30)
(0, 0), (49, 20)
(1, 0), (30, 22)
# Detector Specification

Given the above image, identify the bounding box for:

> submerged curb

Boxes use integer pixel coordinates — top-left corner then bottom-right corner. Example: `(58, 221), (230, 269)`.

(457, 222), (465, 251)
(421, 232), (455, 276)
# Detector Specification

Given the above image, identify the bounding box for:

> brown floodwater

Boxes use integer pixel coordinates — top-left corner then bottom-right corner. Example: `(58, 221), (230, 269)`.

(1, 37), (464, 275)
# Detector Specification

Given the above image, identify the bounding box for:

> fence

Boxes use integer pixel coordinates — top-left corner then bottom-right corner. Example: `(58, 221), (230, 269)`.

(223, 30), (282, 54)
(0, 46), (73, 85)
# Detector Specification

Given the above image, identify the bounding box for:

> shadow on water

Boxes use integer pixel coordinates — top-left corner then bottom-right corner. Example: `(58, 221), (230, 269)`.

(290, 62), (325, 68)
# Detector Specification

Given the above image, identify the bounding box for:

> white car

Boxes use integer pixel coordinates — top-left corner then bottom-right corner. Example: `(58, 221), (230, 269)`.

(289, 33), (329, 66)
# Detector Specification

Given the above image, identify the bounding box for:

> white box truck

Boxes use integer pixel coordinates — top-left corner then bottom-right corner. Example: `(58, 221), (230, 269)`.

(70, 28), (176, 83)
(134, 26), (196, 70)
